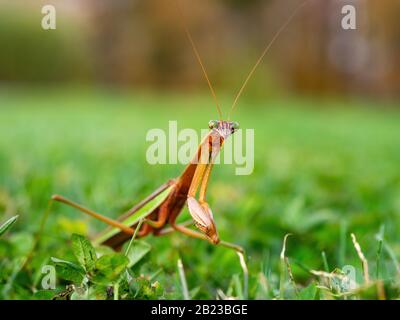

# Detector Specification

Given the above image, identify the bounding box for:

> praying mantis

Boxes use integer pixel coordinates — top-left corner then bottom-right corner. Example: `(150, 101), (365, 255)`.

(50, 1), (308, 254)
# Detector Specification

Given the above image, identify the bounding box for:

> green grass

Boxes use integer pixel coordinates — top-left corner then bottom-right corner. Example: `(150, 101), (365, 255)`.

(0, 88), (400, 299)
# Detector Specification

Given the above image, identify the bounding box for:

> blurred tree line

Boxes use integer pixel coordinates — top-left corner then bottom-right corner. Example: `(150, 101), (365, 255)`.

(0, 0), (399, 99)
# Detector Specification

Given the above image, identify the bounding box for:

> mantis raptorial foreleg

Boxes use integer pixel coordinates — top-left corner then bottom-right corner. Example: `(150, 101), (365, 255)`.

(186, 161), (218, 239)
(199, 162), (213, 203)
(155, 220), (194, 235)
(170, 220), (244, 253)
(181, 160), (244, 253)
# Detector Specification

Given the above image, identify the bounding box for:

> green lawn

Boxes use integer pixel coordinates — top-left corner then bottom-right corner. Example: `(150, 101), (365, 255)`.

(1, 88), (400, 299)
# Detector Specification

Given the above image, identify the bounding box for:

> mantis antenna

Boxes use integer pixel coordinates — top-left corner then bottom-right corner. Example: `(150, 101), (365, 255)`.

(176, 1), (223, 120)
(228, 0), (310, 120)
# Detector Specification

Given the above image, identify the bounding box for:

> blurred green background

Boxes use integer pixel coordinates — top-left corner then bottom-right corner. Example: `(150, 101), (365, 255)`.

(0, 0), (400, 299)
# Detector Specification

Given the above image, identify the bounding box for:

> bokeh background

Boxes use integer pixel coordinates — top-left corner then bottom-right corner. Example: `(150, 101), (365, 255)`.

(0, 0), (400, 299)
(1, 0), (400, 97)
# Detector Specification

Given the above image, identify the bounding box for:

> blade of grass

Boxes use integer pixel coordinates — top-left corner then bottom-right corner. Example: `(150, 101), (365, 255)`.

(121, 218), (145, 300)
(177, 258), (190, 300)
(0, 215), (18, 237)
(310, 270), (347, 281)
(257, 272), (270, 299)
(351, 233), (370, 284)
(338, 221), (347, 267)
(375, 225), (385, 279)
(23, 200), (53, 269)
(1, 258), (24, 299)
(383, 242), (400, 274)
(261, 249), (271, 278)
(291, 258), (313, 275)
(216, 289), (228, 300)
(237, 251), (248, 299)
(279, 233), (292, 299)
(149, 268), (163, 281)
(232, 274), (243, 299)
(321, 251), (329, 272)
(376, 280), (386, 300)
(285, 257), (299, 298)
(124, 218), (145, 257)
(113, 282), (119, 300)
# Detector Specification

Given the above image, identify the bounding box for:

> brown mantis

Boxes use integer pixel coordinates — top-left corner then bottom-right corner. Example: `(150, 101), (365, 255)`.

(50, 1), (308, 254)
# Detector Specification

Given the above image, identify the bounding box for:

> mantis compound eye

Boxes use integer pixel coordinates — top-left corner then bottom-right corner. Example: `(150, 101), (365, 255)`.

(231, 121), (240, 132)
(208, 120), (219, 129)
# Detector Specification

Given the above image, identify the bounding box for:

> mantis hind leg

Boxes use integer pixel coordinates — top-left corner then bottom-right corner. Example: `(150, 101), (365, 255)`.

(25, 195), (138, 267)
(52, 195), (135, 235)
(51, 195), (157, 237)
(50, 180), (176, 235)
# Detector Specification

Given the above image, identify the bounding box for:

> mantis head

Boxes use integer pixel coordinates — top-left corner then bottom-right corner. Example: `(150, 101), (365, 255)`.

(208, 120), (239, 140)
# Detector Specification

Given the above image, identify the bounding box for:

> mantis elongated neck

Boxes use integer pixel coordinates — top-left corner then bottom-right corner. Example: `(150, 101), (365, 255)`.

(193, 130), (224, 165)
(177, 130), (225, 191)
